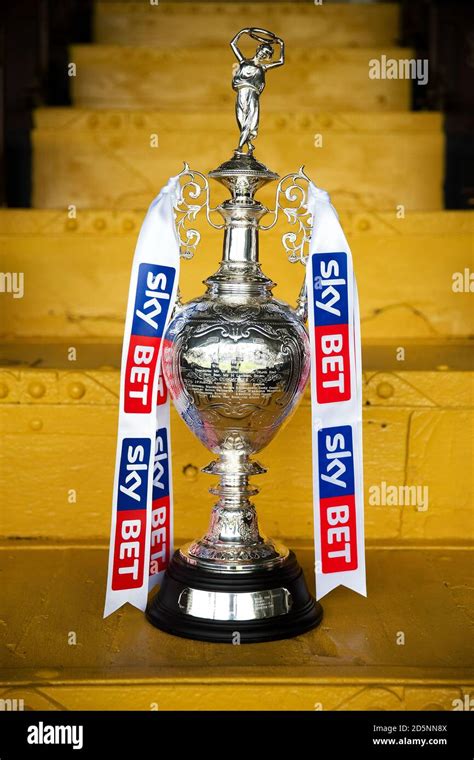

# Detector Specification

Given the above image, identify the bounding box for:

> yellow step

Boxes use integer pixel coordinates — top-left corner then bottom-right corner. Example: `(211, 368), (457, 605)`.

(70, 45), (412, 111)
(1, 544), (472, 709)
(94, 2), (400, 49)
(2, 210), (471, 340)
(32, 109), (443, 211)
(0, 365), (472, 543)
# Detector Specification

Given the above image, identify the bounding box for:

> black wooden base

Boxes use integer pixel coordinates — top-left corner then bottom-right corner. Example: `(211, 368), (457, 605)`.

(146, 550), (323, 644)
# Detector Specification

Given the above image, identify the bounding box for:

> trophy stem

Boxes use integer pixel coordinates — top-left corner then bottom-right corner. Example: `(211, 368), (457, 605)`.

(179, 451), (289, 572)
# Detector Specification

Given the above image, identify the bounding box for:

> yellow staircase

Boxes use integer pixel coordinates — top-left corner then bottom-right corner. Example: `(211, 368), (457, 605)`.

(1, 1), (473, 711)
(32, 109), (443, 211)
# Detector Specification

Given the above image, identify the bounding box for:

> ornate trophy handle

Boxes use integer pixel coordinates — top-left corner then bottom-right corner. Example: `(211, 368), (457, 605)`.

(260, 166), (314, 321)
(174, 163), (224, 260)
(260, 166), (313, 266)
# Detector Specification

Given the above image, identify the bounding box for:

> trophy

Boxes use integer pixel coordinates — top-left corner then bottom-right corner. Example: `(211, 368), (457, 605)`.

(146, 28), (323, 642)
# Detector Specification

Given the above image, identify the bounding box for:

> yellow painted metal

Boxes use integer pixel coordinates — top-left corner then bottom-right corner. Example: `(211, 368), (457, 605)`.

(1, 209), (472, 340)
(94, 2), (400, 49)
(31, 109), (443, 211)
(70, 45), (412, 112)
(0, 367), (472, 542)
(1, 545), (472, 710)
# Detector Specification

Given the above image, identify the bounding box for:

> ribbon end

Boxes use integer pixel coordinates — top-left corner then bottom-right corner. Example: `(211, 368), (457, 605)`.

(315, 570), (367, 601)
(103, 596), (123, 619)
(342, 576), (367, 598)
(103, 592), (148, 619)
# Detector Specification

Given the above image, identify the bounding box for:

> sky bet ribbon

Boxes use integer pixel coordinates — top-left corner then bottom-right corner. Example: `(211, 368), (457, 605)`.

(306, 184), (366, 601)
(104, 177), (180, 617)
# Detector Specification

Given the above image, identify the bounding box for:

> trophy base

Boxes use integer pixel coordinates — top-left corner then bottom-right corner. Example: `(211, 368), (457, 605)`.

(146, 550), (322, 643)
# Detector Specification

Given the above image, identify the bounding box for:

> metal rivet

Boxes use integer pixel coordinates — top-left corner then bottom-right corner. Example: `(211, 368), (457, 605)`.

(68, 382), (86, 400)
(357, 218), (371, 231)
(30, 418), (43, 431)
(0, 382), (8, 399)
(28, 381), (46, 399)
(376, 381), (394, 399)
(183, 464), (198, 481)
(94, 218), (106, 231)
(123, 218), (135, 231)
(65, 219), (77, 231)
(320, 116), (333, 128)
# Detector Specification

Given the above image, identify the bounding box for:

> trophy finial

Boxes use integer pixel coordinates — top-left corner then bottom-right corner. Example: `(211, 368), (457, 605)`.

(230, 28), (285, 158)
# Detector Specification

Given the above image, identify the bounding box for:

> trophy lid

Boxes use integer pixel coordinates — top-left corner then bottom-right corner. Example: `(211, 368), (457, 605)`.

(208, 153), (279, 199)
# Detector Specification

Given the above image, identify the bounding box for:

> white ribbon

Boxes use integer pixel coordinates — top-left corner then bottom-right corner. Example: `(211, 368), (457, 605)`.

(104, 177), (180, 617)
(306, 183), (366, 600)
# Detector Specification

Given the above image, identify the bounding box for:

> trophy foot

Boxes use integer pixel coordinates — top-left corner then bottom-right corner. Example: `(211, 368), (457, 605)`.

(146, 550), (322, 644)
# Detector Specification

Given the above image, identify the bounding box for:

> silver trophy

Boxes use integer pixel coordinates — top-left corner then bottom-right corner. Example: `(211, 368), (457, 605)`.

(147, 28), (322, 642)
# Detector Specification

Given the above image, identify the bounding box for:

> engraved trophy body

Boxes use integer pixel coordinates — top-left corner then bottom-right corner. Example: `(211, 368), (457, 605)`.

(147, 29), (322, 642)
